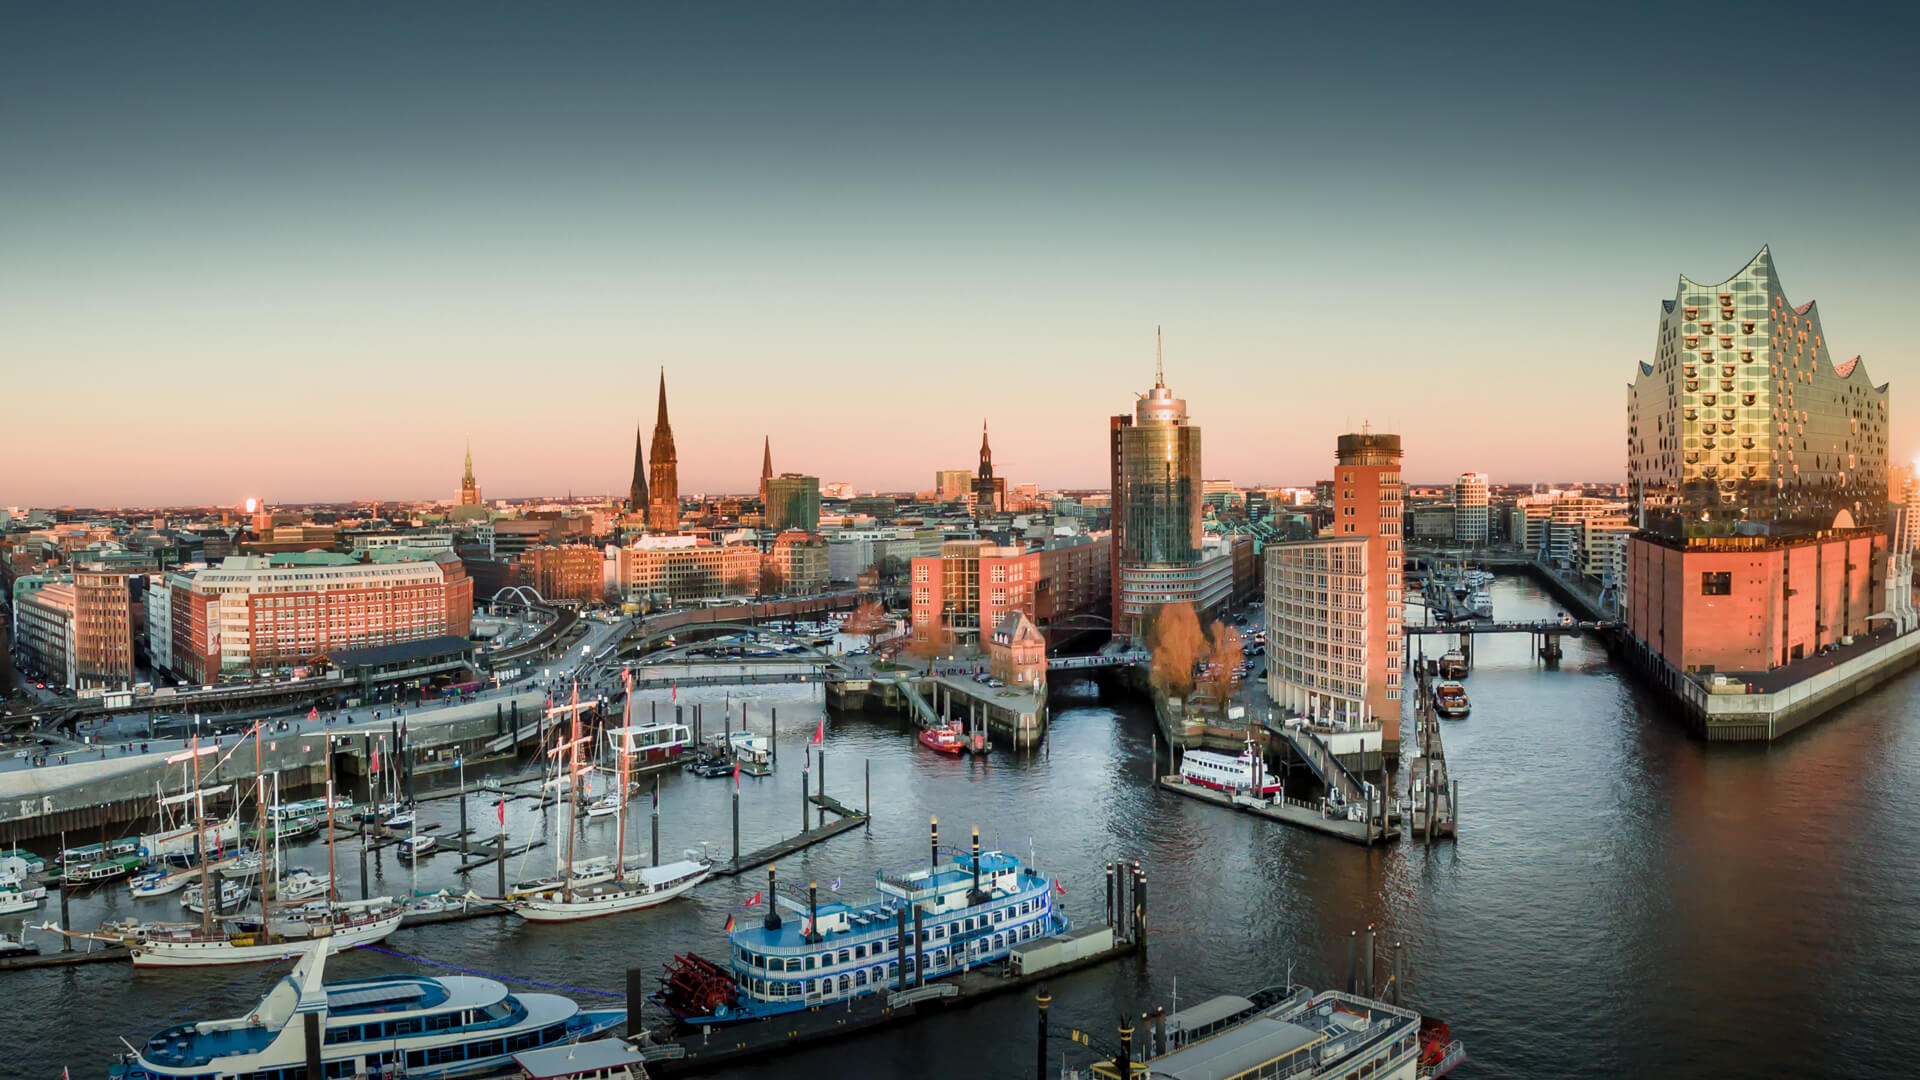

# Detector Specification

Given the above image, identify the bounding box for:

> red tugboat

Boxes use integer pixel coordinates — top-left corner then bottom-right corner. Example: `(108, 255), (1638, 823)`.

(918, 722), (965, 755)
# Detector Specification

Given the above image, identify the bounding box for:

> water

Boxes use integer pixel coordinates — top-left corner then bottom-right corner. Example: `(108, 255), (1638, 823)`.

(7, 578), (1920, 1079)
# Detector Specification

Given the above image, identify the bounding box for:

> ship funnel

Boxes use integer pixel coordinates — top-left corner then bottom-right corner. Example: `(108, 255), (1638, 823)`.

(967, 826), (987, 904)
(764, 867), (782, 931)
(929, 816), (939, 868)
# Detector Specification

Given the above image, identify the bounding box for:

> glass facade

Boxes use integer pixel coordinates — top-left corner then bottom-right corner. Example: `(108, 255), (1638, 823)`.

(1118, 389), (1202, 568)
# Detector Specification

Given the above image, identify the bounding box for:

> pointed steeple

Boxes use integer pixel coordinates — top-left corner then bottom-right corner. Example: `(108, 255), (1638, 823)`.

(463, 439), (474, 483)
(628, 423), (649, 515)
(647, 366), (680, 531)
(760, 436), (774, 503)
(978, 420), (993, 479)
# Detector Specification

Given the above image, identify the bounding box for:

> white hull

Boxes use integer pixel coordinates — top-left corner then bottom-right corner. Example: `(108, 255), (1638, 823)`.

(511, 866), (708, 922)
(0, 890), (46, 915)
(130, 910), (403, 967)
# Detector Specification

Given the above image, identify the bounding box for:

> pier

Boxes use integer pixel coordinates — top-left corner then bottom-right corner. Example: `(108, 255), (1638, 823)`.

(1406, 664), (1458, 840)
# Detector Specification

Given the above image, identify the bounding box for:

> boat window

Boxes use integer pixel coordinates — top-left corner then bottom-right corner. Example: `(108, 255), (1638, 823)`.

(804, 956), (815, 971)
(838, 949), (851, 964)
(854, 944), (866, 959)
(855, 969), (867, 986)
(392, 1017), (423, 1036)
(471, 1037), (504, 1058)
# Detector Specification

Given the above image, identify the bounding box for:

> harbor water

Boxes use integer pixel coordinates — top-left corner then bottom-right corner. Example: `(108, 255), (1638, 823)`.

(5, 578), (1920, 1078)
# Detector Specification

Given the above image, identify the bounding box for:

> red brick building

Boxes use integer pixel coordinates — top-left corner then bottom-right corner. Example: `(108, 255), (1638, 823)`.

(515, 544), (603, 606)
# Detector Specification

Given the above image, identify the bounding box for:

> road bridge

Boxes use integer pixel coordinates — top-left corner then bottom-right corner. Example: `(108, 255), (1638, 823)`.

(1405, 619), (1619, 635)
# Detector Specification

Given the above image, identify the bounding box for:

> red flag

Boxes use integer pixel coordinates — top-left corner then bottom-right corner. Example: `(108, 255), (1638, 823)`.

(800, 915), (812, 938)
(497, 798), (507, 826)
(370, 746), (380, 775)
(1054, 878), (1066, 897)
(671, 681), (677, 703)
(723, 913), (735, 933)
(811, 719), (824, 746)
(308, 707), (318, 722)
(733, 760), (740, 789)
(745, 891), (762, 908)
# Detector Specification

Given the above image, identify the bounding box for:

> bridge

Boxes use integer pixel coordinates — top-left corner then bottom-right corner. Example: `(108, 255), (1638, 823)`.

(1405, 619), (1618, 635)
(1047, 649), (1148, 672)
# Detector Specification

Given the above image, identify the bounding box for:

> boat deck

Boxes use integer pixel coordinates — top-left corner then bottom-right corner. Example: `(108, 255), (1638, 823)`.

(1157, 777), (1393, 846)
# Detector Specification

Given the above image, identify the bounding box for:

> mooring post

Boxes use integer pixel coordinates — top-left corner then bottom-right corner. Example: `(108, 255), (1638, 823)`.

(819, 748), (826, 802)
(458, 793), (469, 855)
(496, 829), (506, 897)
(359, 822), (370, 900)
(1451, 779), (1460, 834)
(896, 908), (909, 991)
(1364, 923), (1376, 998)
(651, 776), (661, 867)
(1346, 930), (1357, 994)
(1036, 989), (1052, 1080)
(731, 787), (740, 869)
(627, 967), (644, 1034)
(771, 707), (777, 764)
(1135, 867), (1148, 946)
(1105, 861), (1114, 926)
(913, 904), (926, 986)
(864, 758), (871, 829)
(802, 756), (811, 834)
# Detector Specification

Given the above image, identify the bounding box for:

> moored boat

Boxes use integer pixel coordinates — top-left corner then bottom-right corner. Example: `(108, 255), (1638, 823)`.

(1433, 681), (1471, 719)
(1438, 650), (1468, 679)
(1178, 736), (1282, 797)
(510, 859), (710, 922)
(398, 835), (437, 861)
(111, 939), (623, 1079)
(917, 722), (965, 755)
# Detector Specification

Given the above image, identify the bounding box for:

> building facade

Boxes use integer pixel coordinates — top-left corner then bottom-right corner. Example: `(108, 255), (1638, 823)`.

(988, 611), (1047, 690)
(1033, 534), (1113, 632)
(1625, 249), (1894, 680)
(1112, 366), (1206, 638)
(177, 551), (474, 677)
(766, 530), (829, 595)
(766, 474), (822, 533)
(1321, 432), (1404, 747)
(1453, 472), (1489, 545)
(616, 536), (760, 603)
(934, 470), (973, 503)
(14, 580), (76, 689)
(514, 544), (603, 606)
(73, 570), (137, 689)
(911, 541), (1038, 645)
(972, 423), (1006, 520)
(1265, 536), (1374, 726)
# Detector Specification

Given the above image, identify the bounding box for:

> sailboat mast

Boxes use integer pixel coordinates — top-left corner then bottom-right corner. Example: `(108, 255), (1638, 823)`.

(255, 722), (268, 927)
(194, 735), (210, 935)
(324, 741), (336, 905)
(564, 682), (579, 903)
(615, 680), (630, 884)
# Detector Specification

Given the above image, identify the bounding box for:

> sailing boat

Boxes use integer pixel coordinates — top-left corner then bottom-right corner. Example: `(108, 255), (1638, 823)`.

(507, 678), (709, 922)
(140, 754), (239, 865)
(50, 726), (402, 967)
(506, 684), (617, 896)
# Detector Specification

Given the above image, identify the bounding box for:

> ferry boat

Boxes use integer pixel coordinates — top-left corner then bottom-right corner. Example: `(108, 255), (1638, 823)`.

(655, 820), (1063, 1025)
(918, 722), (965, 755)
(606, 721), (692, 763)
(513, 1040), (650, 1080)
(1178, 737), (1282, 797)
(58, 836), (140, 875)
(64, 854), (146, 885)
(1080, 983), (1465, 1079)
(1432, 681), (1471, 719)
(1468, 589), (1493, 618)
(111, 939), (624, 1080)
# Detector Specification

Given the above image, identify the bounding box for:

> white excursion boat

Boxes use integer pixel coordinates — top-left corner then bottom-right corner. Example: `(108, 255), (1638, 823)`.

(1178, 736), (1283, 797)
(181, 877), (252, 916)
(0, 877), (48, 915)
(110, 938), (623, 1079)
(398, 835), (436, 861)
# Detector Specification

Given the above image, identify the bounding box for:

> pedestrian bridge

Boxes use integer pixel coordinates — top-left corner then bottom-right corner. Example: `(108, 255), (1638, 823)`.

(1404, 619), (1619, 635)
(1047, 649), (1148, 671)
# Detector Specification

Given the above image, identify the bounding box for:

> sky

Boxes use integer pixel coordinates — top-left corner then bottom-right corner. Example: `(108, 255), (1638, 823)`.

(4, 3), (1917, 506)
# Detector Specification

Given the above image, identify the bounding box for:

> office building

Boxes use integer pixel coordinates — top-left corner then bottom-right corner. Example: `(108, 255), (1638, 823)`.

(615, 535), (760, 604)
(1453, 472), (1489, 545)
(1626, 248), (1897, 677)
(73, 570), (138, 689)
(935, 470), (973, 502)
(766, 530), (829, 595)
(766, 474), (822, 533)
(174, 550), (473, 678)
(14, 579), (76, 689)
(1111, 348), (1217, 638)
(514, 544), (603, 606)
(1269, 432), (1404, 748)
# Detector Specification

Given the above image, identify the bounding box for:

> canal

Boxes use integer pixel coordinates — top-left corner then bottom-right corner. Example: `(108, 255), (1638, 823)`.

(5, 576), (1918, 1078)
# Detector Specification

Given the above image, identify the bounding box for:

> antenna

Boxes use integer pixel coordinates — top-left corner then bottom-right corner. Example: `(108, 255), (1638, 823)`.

(1155, 326), (1164, 387)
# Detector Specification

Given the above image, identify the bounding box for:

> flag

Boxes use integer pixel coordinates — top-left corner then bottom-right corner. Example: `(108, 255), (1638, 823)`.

(671, 681), (677, 703)
(811, 719), (824, 746)
(723, 913), (735, 933)
(733, 760), (740, 789)
(1054, 878), (1066, 897)
(830, 877), (841, 892)
(308, 707), (318, 722)
(800, 915), (812, 937)
(745, 892), (761, 908)
(370, 746), (380, 775)
(496, 798), (507, 826)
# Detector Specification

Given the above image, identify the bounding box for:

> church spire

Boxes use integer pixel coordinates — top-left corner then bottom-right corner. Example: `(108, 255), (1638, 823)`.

(760, 435), (774, 503)
(628, 423), (649, 516)
(978, 420), (993, 479)
(463, 438), (473, 483)
(647, 366), (680, 531)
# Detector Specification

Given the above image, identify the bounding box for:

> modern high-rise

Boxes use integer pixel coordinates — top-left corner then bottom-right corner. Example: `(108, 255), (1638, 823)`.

(765, 474), (822, 533)
(1626, 248), (1899, 689)
(1112, 352), (1226, 638)
(648, 369), (680, 532)
(1268, 432), (1404, 751)
(1453, 472), (1489, 545)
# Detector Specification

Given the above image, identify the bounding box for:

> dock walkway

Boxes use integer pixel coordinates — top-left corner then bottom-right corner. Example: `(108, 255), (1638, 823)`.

(1156, 776), (1391, 846)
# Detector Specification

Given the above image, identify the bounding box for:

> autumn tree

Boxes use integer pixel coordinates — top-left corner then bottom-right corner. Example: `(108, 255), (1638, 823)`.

(1147, 602), (1204, 699)
(906, 620), (955, 673)
(1197, 620), (1246, 713)
(843, 600), (889, 650)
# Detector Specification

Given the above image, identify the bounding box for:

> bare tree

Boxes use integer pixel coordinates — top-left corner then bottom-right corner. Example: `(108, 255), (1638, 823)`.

(1197, 619), (1245, 713)
(1148, 602), (1204, 699)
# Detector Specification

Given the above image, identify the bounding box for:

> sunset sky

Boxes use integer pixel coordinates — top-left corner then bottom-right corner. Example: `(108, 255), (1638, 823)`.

(4, 4), (1915, 506)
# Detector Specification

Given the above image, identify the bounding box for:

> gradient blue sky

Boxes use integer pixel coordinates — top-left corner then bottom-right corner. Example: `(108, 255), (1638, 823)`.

(4, 3), (1915, 506)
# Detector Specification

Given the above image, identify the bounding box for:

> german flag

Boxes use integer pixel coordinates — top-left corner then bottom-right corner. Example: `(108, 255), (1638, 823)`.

(723, 913), (736, 933)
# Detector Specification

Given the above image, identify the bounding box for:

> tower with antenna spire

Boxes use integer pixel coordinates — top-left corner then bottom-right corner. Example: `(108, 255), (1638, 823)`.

(457, 440), (483, 506)
(647, 367), (681, 532)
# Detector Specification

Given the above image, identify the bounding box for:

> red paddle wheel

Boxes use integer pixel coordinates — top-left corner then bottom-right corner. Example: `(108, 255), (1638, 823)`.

(1418, 1016), (1455, 1066)
(658, 952), (740, 1020)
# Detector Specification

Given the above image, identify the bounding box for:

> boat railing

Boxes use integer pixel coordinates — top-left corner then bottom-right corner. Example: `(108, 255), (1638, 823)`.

(1418, 1041), (1467, 1077)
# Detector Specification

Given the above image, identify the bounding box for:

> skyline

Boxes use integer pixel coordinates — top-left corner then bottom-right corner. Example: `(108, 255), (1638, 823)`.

(5, 4), (1917, 505)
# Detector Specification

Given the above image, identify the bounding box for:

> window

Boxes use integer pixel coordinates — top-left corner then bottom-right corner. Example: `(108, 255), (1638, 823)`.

(1701, 572), (1731, 596)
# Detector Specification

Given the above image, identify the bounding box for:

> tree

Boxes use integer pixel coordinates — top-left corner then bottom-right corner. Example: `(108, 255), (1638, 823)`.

(875, 555), (909, 587)
(1197, 620), (1245, 713)
(1147, 602), (1204, 700)
(843, 600), (889, 650)
(907, 619), (955, 673)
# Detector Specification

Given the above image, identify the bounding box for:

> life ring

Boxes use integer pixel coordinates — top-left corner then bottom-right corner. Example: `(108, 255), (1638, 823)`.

(714, 1004), (730, 1019)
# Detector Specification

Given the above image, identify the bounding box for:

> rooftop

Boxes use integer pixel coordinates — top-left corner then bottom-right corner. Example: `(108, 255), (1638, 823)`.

(1149, 1015), (1323, 1079)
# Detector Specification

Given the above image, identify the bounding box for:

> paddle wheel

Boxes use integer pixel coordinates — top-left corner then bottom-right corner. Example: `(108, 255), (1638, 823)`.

(657, 952), (740, 1020)
(1417, 1016), (1466, 1077)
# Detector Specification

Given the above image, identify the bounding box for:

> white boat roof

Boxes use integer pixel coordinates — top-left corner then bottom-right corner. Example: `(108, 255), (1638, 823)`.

(514, 1040), (646, 1078)
(1149, 1016), (1324, 1079)
(1168, 994), (1254, 1032)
